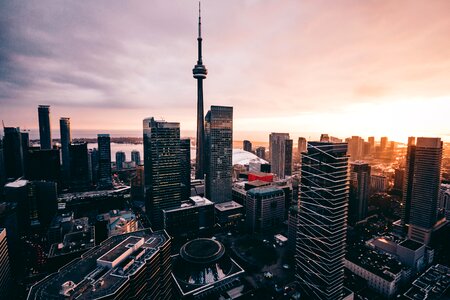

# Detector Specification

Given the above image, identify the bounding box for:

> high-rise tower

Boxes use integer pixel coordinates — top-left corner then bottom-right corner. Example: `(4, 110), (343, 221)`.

(97, 134), (112, 188)
(38, 105), (52, 149)
(60, 117), (71, 185)
(193, 2), (208, 179)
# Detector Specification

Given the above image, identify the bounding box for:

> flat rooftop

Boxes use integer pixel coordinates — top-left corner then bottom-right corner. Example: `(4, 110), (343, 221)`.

(28, 230), (169, 300)
(98, 236), (143, 263)
(346, 246), (405, 282)
(215, 201), (243, 212)
(399, 239), (424, 251)
(404, 264), (450, 300)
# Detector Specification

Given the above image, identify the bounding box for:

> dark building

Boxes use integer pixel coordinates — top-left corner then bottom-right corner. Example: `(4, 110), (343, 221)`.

(287, 205), (299, 253)
(28, 230), (172, 300)
(205, 106), (233, 204)
(89, 148), (99, 185)
(296, 142), (349, 300)
(97, 134), (112, 188)
(131, 166), (145, 201)
(393, 168), (405, 194)
(406, 138), (443, 245)
(269, 133), (290, 179)
(69, 143), (91, 191)
(215, 201), (244, 228)
(348, 161), (371, 224)
(59, 118), (71, 185)
(143, 117), (181, 229)
(285, 139), (293, 176)
(25, 149), (61, 184)
(246, 186), (285, 233)
(402, 137), (416, 227)
(380, 136), (388, 152)
(115, 151), (125, 170)
(180, 138), (191, 200)
(131, 149), (141, 165)
(193, 4), (207, 180)
(38, 105), (52, 149)
(4, 179), (57, 231)
(163, 196), (214, 237)
(0, 140), (5, 195)
(255, 146), (266, 160)
(0, 228), (12, 298)
(3, 127), (24, 180)
(243, 140), (252, 152)
(20, 131), (29, 172)
(172, 238), (245, 299)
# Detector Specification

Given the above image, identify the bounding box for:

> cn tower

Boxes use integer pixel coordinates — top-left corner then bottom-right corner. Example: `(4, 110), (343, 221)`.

(193, 2), (207, 179)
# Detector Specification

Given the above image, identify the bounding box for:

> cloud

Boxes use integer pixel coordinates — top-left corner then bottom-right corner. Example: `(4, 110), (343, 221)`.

(0, 0), (450, 140)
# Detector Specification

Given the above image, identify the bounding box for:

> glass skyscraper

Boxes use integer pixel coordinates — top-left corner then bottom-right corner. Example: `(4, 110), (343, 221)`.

(97, 134), (112, 188)
(205, 106), (233, 204)
(38, 105), (52, 150)
(269, 133), (290, 179)
(59, 117), (71, 185)
(143, 117), (181, 229)
(296, 142), (349, 300)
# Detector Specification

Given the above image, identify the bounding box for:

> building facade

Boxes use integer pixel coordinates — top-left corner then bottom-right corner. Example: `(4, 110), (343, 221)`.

(38, 105), (52, 149)
(296, 142), (350, 300)
(97, 134), (112, 188)
(143, 117), (181, 229)
(269, 133), (290, 179)
(246, 186), (285, 233)
(205, 106), (233, 204)
(59, 117), (71, 185)
(348, 161), (371, 224)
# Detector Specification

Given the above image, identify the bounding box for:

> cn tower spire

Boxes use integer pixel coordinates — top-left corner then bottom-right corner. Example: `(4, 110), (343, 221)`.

(193, 1), (208, 179)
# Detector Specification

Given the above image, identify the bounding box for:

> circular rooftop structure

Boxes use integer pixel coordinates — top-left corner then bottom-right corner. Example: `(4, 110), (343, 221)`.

(180, 238), (225, 264)
(232, 149), (268, 166)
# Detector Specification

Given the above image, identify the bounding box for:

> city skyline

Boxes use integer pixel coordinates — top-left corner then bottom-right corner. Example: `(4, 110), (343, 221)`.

(1, 1), (450, 142)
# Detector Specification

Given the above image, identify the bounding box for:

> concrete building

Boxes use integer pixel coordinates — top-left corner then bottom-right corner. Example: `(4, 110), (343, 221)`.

(246, 186), (285, 233)
(255, 146), (266, 160)
(29, 230), (172, 300)
(60, 117), (71, 185)
(269, 133), (290, 179)
(97, 134), (112, 188)
(439, 183), (450, 220)
(38, 105), (52, 149)
(297, 137), (307, 154)
(163, 196), (214, 237)
(243, 140), (252, 152)
(115, 151), (126, 170)
(349, 161), (371, 224)
(371, 174), (388, 194)
(403, 264), (450, 300)
(96, 210), (139, 237)
(131, 149), (141, 165)
(215, 201), (244, 228)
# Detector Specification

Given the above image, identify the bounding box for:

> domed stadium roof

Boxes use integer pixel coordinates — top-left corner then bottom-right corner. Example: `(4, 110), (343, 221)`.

(232, 149), (268, 166)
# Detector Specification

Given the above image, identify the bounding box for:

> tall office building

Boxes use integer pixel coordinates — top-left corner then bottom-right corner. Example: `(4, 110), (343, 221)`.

(348, 136), (364, 161)
(115, 151), (126, 170)
(131, 149), (141, 165)
(193, 3), (208, 180)
(406, 138), (443, 245)
(0, 228), (11, 297)
(59, 118), (71, 184)
(402, 137), (416, 226)
(89, 148), (99, 185)
(296, 142), (349, 300)
(298, 137), (307, 154)
(97, 134), (112, 188)
(348, 161), (371, 224)
(243, 140), (252, 152)
(180, 138), (191, 200)
(205, 106), (233, 204)
(269, 133), (290, 179)
(255, 146), (266, 160)
(3, 127), (23, 179)
(69, 143), (91, 191)
(38, 105), (52, 149)
(285, 139), (293, 176)
(143, 117), (182, 229)
(25, 149), (61, 183)
(246, 187), (285, 233)
(380, 136), (388, 152)
(0, 140), (5, 193)
(368, 136), (375, 153)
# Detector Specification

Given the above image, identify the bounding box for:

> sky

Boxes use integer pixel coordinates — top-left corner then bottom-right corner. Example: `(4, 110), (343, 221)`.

(1, 0), (450, 142)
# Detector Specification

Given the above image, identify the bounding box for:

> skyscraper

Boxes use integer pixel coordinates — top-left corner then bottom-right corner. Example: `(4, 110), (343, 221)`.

(143, 117), (181, 229)
(348, 161), (371, 224)
(115, 151), (126, 170)
(285, 139), (293, 176)
(255, 146), (266, 160)
(296, 142), (349, 300)
(38, 105), (52, 149)
(3, 127), (23, 180)
(0, 228), (11, 297)
(243, 140), (252, 152)
(298, 137), (307, 154)
(205, 106), (233, 204)
(69, 143), (91, 191)
(380, 136), (388, 152)
(180, 138), (191, 200)
(25, 149), (61, 183)
(97, 134), (112, 188)
(269, 133), (290, 179)
(348, 136), (364, 161)
(131, 149), (141, 165)
(406, 137), (443, 245)
(402, 137), (416, 226)
(193, 3), (207, 180)
(59, 117), (71, 185)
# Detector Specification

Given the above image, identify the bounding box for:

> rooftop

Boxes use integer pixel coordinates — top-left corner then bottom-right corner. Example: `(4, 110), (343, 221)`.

(232, 149), (268, 166)
(215, 201), (243, 212)
(404, 264), (450, 300)
(399, 239), (424, 251)
(28, 230), (169, 300)
(247, 186), (284, 197)
(346, 245), (406, 282)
